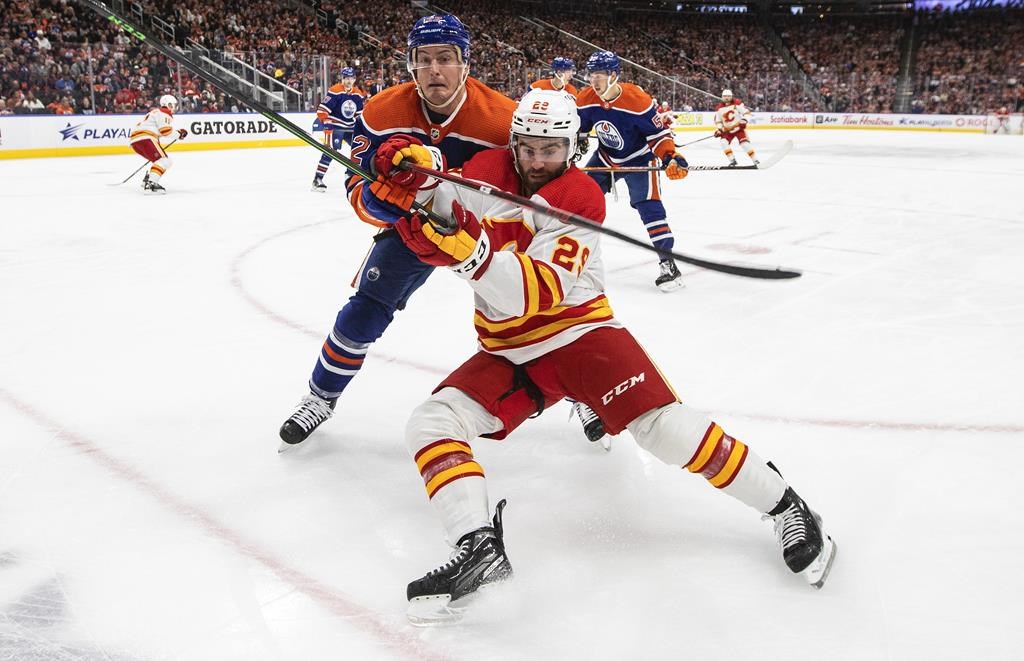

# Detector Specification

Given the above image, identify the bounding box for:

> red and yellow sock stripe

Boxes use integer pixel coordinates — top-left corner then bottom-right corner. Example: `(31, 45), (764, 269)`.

(685, 423), (748, 489)
(415, 439), (485, 499)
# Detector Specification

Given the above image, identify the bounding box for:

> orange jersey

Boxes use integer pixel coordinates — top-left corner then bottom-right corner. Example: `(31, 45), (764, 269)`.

(347, 78), (517, 227)
(530, 78), (579, 98)
(577, 83), (674, 164)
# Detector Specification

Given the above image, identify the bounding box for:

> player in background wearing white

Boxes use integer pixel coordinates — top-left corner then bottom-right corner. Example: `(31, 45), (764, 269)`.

(129, 94), (187, 194)
(654, 99), (675, 130)
(993, 106), (1012, 134)
(378, 90), (836, 624)
(714, 89), (759, 167)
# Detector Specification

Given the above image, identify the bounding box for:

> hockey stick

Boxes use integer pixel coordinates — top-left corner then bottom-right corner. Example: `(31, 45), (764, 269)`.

(674, 133), (716, 149)
(109, 137), (179, 186)
(397, 162), (801, 280)
(76, 1), (797, 279)
(583, 141), (794, 173)
(74, 0), (454, 229)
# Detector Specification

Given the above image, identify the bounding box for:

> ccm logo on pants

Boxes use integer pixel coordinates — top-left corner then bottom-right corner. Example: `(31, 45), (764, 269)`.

(602, 373), (646, 405)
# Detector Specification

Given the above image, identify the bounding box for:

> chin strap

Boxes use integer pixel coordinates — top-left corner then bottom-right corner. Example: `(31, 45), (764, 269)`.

(599, 77), (621, 103)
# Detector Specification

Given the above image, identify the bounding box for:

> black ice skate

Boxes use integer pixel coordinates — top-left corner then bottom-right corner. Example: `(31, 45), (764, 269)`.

(407, 499), (512, 625)
(727, 160), (738, 168)
(570, 400), (610, 451)
(278, 393), (336, 451)
(145, 180), (166, 195)
(655, 259), (684, 292)
(310, 177), (327, 192)
(765, 486), (837, 589)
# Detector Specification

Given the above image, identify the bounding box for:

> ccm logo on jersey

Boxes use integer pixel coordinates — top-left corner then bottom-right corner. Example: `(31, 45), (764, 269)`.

(601, 372), (646, 405)
(594, 121), (624, 150)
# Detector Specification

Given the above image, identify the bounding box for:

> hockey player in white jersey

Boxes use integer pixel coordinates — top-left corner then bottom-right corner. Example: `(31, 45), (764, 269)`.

(129, 94), (187, 194)
(375, 89), (836, 624)
(714, 89), (759, 167)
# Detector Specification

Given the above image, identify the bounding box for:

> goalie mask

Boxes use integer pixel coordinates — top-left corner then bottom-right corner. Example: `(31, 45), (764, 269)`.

(510, 89), (581, 175)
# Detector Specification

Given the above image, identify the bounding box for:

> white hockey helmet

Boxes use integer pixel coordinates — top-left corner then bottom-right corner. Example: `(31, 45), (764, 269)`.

(510, 89), (581, 169)
(721, 88), (733, 100)
(159, 94), (178, 111)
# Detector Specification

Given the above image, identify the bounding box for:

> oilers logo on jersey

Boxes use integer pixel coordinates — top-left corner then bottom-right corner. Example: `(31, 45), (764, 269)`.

(594, 120), (624, 150)
(341, 99), (359, 120)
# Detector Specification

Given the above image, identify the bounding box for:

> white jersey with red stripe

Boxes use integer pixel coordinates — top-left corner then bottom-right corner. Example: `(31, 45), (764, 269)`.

(130, 108), (175, 144)
(715, 99), (751, 134)
(430, 148), (622, 365)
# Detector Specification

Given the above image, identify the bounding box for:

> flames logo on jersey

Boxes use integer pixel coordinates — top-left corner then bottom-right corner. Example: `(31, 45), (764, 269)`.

(341, 99), (358, 119)
(594, 120), (624, 150)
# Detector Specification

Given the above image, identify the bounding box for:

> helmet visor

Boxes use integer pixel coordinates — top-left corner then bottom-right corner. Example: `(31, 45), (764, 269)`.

(408, 46), (466, 74)
(513, 135), (571, 164)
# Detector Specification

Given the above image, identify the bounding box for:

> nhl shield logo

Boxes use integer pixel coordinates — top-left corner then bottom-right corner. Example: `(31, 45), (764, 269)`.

(430, 127), (441, 142)
(594, 121), (624, 150)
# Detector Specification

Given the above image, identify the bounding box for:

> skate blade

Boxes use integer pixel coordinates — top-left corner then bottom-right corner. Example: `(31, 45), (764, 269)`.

(599, 435), (612, 452)
(801, 535), (837, 589)
(657, 279), (685, 293)
(277, 438), (307, 454)
(407, 594), (467, 627)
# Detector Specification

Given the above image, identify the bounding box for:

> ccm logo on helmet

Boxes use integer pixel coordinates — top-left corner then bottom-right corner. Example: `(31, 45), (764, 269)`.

(601, 372), (646, 405)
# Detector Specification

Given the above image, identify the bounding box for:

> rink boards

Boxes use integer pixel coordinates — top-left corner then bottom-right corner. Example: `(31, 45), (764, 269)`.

(0, 110), (1010, 160)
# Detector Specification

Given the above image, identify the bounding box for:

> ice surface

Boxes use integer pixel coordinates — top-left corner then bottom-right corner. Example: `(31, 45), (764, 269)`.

(1, 130), (1022, 660)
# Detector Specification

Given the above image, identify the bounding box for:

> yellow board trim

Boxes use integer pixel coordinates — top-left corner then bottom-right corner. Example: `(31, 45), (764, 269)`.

(0, 139), (306, 160)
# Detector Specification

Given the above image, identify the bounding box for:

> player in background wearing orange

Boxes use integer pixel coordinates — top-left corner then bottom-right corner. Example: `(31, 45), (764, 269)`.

(129, 94), (187, 194)
(529, 57), (578, 98)
(577, 50), (688, 293)
(714, 89), (759, 167)
(310, 67), (366, 192)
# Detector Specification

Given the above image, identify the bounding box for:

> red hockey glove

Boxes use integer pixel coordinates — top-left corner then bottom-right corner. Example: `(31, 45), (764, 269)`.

(662, 152), (689, 181)
(394, 201), (493, 278)
(739, 118), (748, 129)
(177, 128), (188, 140)
(370, 134), (435, 210)
(713, 129), (724, 138)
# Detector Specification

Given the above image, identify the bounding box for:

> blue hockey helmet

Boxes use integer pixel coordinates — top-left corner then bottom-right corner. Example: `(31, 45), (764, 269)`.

(340, 67), (356, 79)
(551, 57), (575, 72)
(585, 50), (620, 75)
(407, 14), (471, 63)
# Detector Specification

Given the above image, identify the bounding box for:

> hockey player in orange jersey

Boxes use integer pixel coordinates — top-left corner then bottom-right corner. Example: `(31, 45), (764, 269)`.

(369, 89), (836, 623)
(129, 94), (187, 194)
(277, 14), (519, 447)
(529, 57), (579, 97)
(714, 89), (760, 167)
(577, 51), (688, 291)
